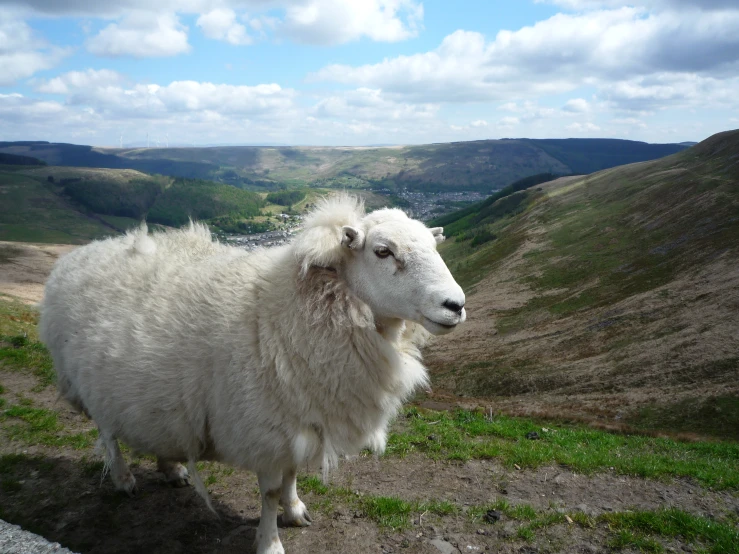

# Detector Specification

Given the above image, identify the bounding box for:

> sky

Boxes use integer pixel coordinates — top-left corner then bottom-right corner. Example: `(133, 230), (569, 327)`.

(0, 0), (738, 146)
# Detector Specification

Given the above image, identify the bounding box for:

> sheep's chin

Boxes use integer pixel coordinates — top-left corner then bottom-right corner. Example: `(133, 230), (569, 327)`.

(420, 317), (458, 336)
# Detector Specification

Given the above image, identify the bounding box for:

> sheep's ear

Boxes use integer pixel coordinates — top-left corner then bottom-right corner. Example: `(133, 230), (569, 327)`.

(341, 225), (365, 250)
(430, 226), (445, 244)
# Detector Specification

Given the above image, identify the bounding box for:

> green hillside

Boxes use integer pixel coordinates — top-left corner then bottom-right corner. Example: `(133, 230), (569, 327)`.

(0, 138), (687, 193)
(0, 166), (265, 243)
(147, 178), (264, 226)
(0, 169), (117, 244)
(426, 129), (739, 439)
(523, 138), (690, 174)
(0, 152), (46, 166)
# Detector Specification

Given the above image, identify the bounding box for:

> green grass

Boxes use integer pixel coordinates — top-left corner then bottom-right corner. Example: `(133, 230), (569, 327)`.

(602, 508), (739, 554)
(0, 298), (55, 388)
(608, 530), (664, 552)
(0, 334), (55, 388)
(297, 474), (459, 530)
(194, 461), (235, 487)
(469, 498), (737, 552)
(1, 404), (97, 449)
(386, 408), (739, 489)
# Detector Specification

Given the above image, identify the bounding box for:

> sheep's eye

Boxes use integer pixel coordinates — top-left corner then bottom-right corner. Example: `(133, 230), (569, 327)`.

(375, 247), (392, 259)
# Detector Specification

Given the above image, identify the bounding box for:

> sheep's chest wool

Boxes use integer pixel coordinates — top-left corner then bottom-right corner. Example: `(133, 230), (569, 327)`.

(39, 194), (466, 554)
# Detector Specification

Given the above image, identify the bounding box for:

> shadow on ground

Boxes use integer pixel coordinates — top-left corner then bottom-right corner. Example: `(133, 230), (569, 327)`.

(0, 454), (262, 554)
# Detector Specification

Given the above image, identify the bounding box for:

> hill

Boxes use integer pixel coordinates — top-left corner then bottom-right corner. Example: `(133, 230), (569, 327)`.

(0, 152), (46, 166)
(0, 166), (265, 243)
(0, 167), (122, 244)
(425, 129), (739, 439)
(0, 138), (688, 193)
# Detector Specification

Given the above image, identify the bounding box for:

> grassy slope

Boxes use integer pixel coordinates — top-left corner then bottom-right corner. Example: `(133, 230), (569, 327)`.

(0, 166), (270, 242)
(426, 130), (739, 439)
(0, 168), (115, 243)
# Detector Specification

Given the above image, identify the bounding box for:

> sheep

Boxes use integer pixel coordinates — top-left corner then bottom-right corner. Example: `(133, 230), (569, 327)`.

(39, 194), (466, 554)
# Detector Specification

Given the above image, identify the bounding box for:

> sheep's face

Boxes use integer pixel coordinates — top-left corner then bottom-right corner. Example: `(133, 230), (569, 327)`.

(341, 210), (466, 335)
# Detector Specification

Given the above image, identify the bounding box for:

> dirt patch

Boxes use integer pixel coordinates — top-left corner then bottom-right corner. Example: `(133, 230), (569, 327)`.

(0, 241), (75, 304)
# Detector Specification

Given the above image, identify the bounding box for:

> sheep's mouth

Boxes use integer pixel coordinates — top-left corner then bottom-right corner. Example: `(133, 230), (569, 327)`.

(421, 316), (459, 335)
(428, 320), (456, 329)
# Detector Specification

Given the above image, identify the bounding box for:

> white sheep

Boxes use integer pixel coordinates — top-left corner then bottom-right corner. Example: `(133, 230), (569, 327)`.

(39, 194), (466, 554)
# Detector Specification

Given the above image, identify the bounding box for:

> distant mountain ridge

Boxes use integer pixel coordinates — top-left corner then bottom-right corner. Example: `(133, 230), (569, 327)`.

(0, 138), (689, 193)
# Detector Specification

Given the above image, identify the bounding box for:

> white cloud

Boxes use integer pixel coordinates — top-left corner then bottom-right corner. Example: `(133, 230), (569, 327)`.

(611, 117), (647, 128)
(35, 69), (125, 94)
(0, 76), (304, 145)
(86, 12), (190, 57)
(470, 119), (488, 127)
(64, 79), (295, 119)
(498, 116), (520, 128)
(311, 88), (438, 123)
(600, 73), (739, 112)
(498, 101), (558, 122)
(196, 8), (252, 45)
(562, 98), (590, 113)
(0, 16), (68, 85)
(281, 0), (423, 45)
(6, 1), (424, 48)
(312, 7), (739, 105)
(566, 122), (601, 132)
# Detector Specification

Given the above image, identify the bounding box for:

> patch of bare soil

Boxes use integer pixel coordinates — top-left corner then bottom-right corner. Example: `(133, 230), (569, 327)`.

(0, 242), (75, 305)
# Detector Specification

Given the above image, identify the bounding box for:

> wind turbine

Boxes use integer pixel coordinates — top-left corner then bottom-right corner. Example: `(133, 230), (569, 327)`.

(147, 132), (149, 148)
(166, 132), (169, 148)
(119, 134), (123, 149)
(155, 136), (160, 148)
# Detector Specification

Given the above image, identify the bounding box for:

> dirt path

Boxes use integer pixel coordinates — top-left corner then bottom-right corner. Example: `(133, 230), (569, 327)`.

(0, 242), (75, 304)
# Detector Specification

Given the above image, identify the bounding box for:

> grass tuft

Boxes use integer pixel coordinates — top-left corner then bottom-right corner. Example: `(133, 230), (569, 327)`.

(2, 404), (97, 449)
(601, 509), (739, 554)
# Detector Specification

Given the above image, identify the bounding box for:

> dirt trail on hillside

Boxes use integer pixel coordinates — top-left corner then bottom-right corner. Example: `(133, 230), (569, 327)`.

(0, 242), (75, 304)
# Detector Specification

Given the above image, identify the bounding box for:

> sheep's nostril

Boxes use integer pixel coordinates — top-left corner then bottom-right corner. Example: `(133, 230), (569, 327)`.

(442, 299), (465, 315)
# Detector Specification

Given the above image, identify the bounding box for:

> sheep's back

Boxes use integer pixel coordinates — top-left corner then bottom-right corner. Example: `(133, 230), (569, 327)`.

(39, 226), (264, 458)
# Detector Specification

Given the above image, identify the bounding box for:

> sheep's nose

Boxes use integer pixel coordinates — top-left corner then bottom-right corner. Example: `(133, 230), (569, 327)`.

(442, 299), (465, 315)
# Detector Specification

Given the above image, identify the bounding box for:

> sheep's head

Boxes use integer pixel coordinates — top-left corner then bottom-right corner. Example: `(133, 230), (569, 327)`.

(340, 208), (465, 335)
(295, 195), (465, 335)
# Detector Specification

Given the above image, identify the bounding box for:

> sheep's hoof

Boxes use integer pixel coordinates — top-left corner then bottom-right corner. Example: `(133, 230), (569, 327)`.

(113, 471), (137, 497)
(159, 461), (190, 488)
(115, 473), (139, 498)
(281, 500), (313, 527)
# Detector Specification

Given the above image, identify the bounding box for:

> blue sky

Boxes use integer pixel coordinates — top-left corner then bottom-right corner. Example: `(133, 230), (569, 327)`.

(1, 0), (738, 146)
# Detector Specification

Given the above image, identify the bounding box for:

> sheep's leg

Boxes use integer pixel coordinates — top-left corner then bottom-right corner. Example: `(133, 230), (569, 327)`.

(100, 431), (136, 496)
(280, 467), (312, 527)
(255, 470), (285, 554)
(157, 458), (189, 487)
